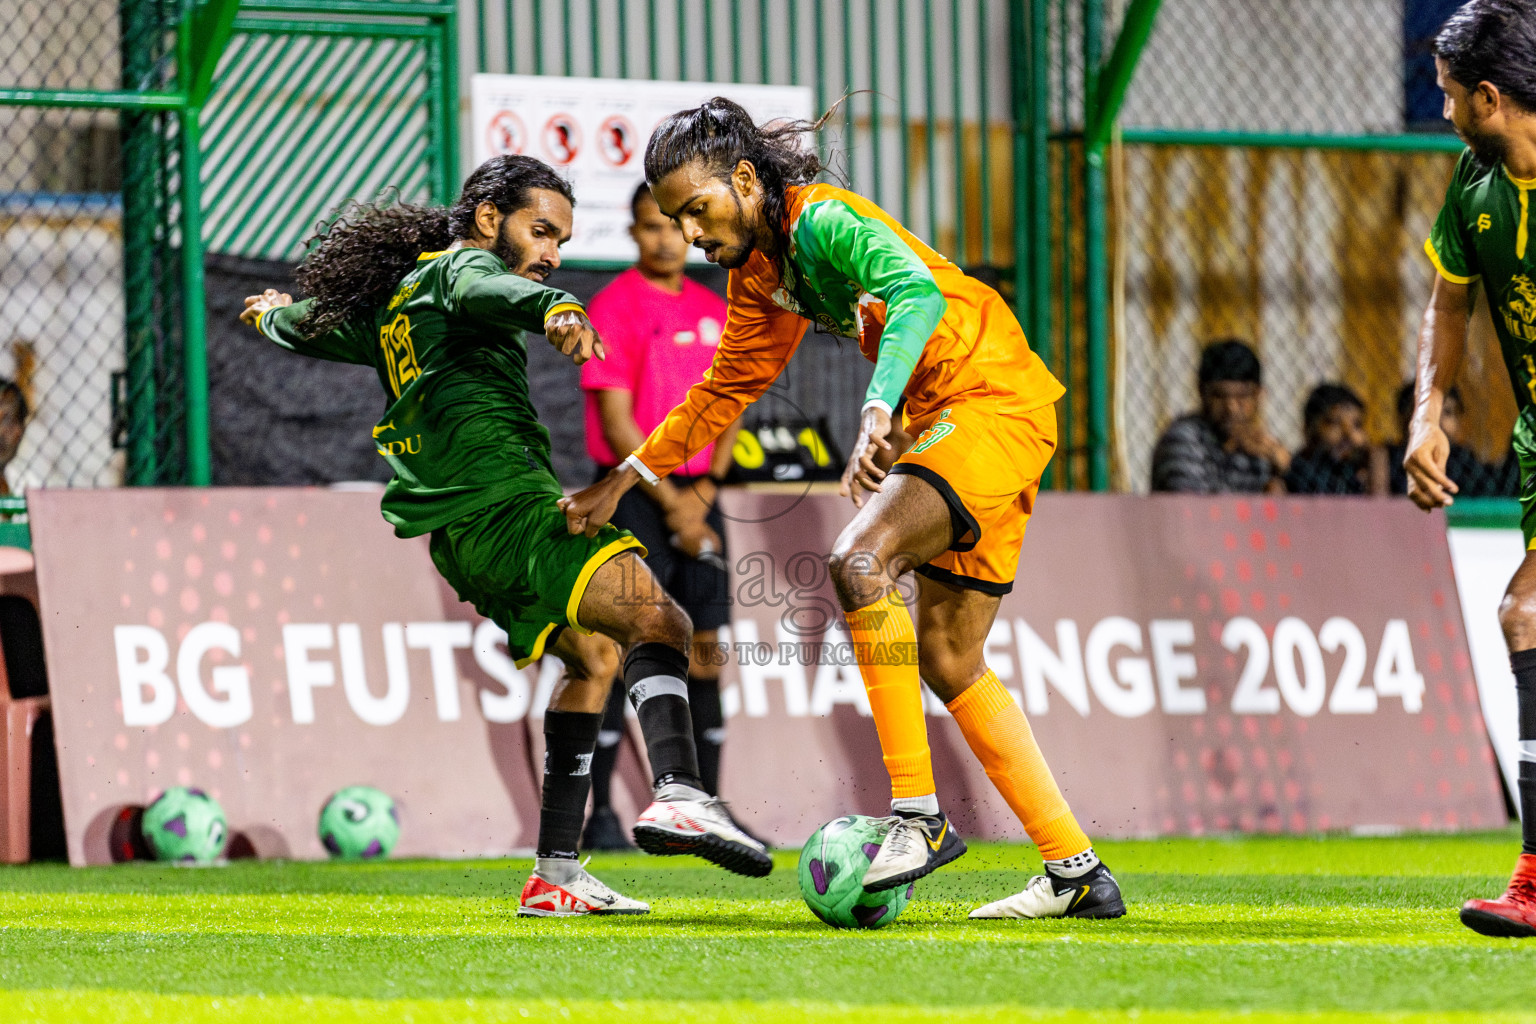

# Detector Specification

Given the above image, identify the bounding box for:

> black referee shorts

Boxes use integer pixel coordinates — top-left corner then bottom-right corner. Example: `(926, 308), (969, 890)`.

(598, 468), (733, 633)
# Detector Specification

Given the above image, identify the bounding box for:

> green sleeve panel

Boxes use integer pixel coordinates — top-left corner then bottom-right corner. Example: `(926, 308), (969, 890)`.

(256, 299), (375, 365)
(446, 248), (585, 334)
(1427, 149), (1482, 284)
(795, 199), (947, 410)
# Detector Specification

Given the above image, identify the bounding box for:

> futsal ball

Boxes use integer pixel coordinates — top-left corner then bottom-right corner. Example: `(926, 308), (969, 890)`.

(140, 787), (228, 864)
(318, 786), (400, 860)
(798, 815), (914, 929)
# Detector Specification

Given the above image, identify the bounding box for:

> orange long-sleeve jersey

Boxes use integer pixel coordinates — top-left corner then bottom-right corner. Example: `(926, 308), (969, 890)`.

(628, 183), (1063, 481)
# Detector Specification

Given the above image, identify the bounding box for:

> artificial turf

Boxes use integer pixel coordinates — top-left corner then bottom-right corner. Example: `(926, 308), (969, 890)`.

(1, 833), (1534, 1022)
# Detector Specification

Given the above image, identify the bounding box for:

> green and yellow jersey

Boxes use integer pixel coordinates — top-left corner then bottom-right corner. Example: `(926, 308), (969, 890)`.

(256, 247), (585, 537)
(1427, 149), (1536, 411)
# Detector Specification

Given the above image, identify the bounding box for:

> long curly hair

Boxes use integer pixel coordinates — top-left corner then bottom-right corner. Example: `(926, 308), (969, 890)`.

(643, 96), (835, 258)
(294, 156), (575, 338)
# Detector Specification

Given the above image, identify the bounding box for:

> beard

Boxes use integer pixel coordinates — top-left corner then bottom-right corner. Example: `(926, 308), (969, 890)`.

(1458, 118), (1509, 168)
(709, 192), (757, 269)
(713, 240), (755, 269)
(491, 227), (554, 282)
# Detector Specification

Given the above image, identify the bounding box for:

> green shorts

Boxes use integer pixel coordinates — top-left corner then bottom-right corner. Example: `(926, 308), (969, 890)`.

(1516, 410), (1536, 550)
(429, 490), (645, 667)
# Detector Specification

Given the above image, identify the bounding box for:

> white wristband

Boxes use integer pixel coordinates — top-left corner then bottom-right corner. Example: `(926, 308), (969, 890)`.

(624, 453), (660, 484)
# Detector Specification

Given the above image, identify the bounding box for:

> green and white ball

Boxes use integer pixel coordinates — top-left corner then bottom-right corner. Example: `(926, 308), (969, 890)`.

(319, 786), (399, 860)
(141, 787), (228, 864)
(798, 815), (913, 929)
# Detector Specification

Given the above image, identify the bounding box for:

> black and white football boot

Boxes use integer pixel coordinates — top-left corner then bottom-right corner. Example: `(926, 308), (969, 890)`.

(968, 861), (1126, 919)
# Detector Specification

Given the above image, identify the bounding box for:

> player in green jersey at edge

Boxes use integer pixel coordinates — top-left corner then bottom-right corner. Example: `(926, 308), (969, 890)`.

(1412, 0), (1536, 938)
(238, 155), (771, 917)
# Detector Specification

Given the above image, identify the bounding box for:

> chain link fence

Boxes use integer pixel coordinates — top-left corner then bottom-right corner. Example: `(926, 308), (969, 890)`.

(0, 0), (173, 490)
(1095, 0), (1504, 493)
(1, 0), (458, 492)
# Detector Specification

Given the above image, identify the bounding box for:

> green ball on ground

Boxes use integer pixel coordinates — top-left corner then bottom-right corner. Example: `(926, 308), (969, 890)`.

(319, 786), (400, 860)
(140, 787), (228, 864)
(798, 814), (913, 929)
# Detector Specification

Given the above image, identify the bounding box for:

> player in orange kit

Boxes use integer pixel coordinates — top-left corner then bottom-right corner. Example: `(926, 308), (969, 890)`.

(561, 98), (1125, 919)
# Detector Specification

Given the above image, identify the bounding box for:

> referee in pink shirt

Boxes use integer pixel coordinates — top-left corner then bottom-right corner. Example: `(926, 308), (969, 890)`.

(580, 183), (751, 849)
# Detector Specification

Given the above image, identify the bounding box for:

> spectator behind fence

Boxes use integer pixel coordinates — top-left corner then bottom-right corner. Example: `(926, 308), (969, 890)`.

(1387, 382), (1513, 497)
(579, 182), (751, 850)
(1284, 383), (1387, 495)
(1150, 339), (1290, 493)
(0, 378), (29, 498)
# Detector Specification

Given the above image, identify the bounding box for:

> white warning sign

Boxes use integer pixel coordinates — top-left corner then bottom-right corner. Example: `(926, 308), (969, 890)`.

(471, 74), (814, 262)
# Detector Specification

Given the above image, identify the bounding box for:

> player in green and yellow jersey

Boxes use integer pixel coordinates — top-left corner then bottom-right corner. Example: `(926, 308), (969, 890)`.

(239, 156), (770, 917)
(1411, 0), (1536, 938)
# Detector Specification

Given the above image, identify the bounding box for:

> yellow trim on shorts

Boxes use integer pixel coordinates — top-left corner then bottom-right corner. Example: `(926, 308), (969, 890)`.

(565, 534), (647, 634)
(1423, 238), (1479, 285)
(1528, 535), (1536, 552)
(513, 622), (560, 670)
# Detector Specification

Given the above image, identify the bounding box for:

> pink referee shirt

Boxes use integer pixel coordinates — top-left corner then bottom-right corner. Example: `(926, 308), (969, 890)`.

(581, 268), (728, 477)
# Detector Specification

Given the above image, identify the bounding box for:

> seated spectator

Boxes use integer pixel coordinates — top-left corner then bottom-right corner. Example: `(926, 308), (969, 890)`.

(0, 379), (28, 499)
(1151, 339), (1290, 493)
(1386, 382), (1512, 497)
(1285, 383), (1383, 494)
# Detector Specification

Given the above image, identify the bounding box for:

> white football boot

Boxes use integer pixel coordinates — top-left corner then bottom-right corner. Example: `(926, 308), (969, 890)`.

(517, 860), (650, 917)
(862, 811), (968, 892)
(968, 863), (1126, 919)
(632, 782), (773, 877)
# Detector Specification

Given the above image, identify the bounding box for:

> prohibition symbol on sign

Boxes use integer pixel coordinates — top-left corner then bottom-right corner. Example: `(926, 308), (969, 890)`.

(597, 114), (636, 168)
(486, 110), (526, 156)
(542, 113), (580, 165)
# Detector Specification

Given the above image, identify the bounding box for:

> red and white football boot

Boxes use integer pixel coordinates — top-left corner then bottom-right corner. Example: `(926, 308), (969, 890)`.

(1460, 853), (1536, 937)
(632, 782), (773, 877)
(516, 862), (649, 917)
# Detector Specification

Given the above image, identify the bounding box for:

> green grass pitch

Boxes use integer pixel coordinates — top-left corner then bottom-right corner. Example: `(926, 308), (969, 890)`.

(1, 833), (1534, 1022)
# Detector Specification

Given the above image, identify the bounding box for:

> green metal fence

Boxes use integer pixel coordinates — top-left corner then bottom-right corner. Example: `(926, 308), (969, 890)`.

(470, 0), (1020, 276)
(205, 1), (459, 262)
(0, 0), (456, 497)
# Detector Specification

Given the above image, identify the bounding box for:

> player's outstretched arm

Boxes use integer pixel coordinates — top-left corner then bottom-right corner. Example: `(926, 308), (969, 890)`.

(559, 462), (642, 537)
(239, 288), (292, 326)
(592, 389), (721, 556)
(627, 279), (808, 485)
(1405, 274), (1472, 510)
(452, 250), (601, 364)
(240, 289), (375, 365)
(543, 309), (606, 366)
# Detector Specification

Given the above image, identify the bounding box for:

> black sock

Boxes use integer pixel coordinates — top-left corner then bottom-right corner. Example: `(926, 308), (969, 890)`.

(1511, 648), (1536, 855)
(625, 642), (703, 791)
(537, 709), (602, 859)
(1521, 762), (1536, 857)
(589, 682), (627, 812)
(688, 675), (724, 796)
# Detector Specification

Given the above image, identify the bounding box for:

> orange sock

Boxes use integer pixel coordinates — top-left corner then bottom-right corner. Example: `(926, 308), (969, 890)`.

(844, 594), (934, 800)
(946, 668), (1091, 860)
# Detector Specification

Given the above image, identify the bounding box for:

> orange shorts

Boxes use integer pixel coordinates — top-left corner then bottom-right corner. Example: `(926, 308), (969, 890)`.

(889, 400), (1057, 595)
